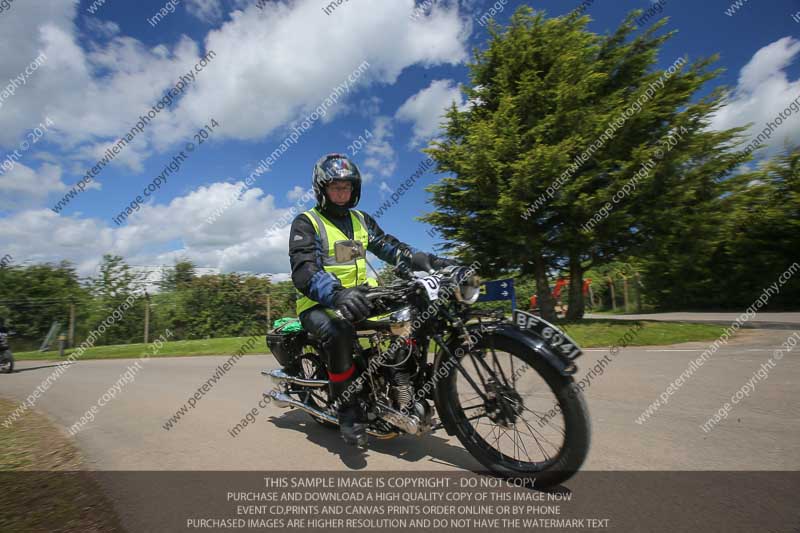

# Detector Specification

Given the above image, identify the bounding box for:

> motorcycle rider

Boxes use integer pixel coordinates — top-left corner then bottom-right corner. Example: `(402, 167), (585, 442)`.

(289, 153), (454, 447)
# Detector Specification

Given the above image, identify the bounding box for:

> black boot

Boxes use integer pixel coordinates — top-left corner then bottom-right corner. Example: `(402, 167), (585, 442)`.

(330, 377), (368, 448)
(338, 400), (368, 448)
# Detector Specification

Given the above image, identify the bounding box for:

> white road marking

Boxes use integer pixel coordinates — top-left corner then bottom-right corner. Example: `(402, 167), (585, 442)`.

(584, 348), (780, 353)
(645, 349), (704, 352)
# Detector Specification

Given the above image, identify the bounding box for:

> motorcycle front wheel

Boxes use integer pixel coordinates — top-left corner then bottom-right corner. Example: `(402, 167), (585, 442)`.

(436, 334), (590, 488)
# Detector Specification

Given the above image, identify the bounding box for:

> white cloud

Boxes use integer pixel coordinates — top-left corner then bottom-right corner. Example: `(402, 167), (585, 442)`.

(83, 17), (121, 38)
(0, 209), (114, 274)
(0, 163), (67, 209)
(0, 2), (202, 153)
(286, 185), (306, 201)
(176, 0), (470, 144)
(395, 78), (466, 147)
(185, 0), (224, 23)
(0, 0), (473, 274)
(709, 37), (800, 158)
(360, 116), (397, 182)
(0, 180), (296, 277)
(357, 96), (383, 118)
(0, 0), (470, 195)
(72, 136), (153, 173)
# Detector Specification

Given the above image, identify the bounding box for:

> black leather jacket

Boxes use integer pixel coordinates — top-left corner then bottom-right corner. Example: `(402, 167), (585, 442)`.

(289, 204), (439, 308)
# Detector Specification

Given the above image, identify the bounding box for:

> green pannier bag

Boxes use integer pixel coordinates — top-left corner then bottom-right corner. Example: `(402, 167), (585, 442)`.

(266, 317), (305, 366)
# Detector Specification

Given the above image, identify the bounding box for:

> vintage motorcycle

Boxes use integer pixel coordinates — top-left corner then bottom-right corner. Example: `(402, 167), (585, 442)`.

(264, 246), (590, 487)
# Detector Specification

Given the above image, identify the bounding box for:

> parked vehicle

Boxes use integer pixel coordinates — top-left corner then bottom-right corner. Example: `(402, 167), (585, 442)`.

(0, 327), (14, 374)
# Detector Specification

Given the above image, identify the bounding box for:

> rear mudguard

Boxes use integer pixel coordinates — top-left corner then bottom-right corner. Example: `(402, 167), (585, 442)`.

(431, 321), (578, 436)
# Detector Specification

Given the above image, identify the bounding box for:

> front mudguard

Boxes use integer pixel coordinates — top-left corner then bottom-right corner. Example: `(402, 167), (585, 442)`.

(433, 321), (579, 377)
(431, 320), (579, 436)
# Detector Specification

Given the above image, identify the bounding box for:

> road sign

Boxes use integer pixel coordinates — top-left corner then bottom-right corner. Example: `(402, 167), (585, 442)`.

(477, 278), (517, 310)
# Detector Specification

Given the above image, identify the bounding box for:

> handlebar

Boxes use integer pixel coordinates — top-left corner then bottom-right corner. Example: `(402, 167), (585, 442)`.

(332, 272), (435, 322)
(332, 264), (477, 322)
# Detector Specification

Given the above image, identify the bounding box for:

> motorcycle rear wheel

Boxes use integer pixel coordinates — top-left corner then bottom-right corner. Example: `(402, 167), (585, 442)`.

(436, 334), (590, 488)
(0, 352), (13, 374)
(296, 349), (337, 429)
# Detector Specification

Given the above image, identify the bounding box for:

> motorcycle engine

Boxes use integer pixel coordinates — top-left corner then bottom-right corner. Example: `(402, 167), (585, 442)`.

(386, 307), (415, 410)
(390, 369), (413, 410)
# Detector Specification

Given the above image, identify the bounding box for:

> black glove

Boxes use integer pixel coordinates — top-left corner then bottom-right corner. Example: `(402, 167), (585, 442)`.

(430, 255), (458, 269)
(410, 251), (434, 273)
(332, 286), (372, 323)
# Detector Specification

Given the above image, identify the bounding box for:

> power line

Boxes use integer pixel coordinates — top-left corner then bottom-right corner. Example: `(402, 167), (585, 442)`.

(0, 287), (292, 306)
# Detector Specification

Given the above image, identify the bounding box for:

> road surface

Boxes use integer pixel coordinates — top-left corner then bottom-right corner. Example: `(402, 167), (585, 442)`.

(3, 328), (798, 472)
(585, 311), (800, 329)
(4, 328), (799, 532)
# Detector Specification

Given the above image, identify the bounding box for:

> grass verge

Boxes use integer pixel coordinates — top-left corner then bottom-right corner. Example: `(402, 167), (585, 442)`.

(0, 397), (125, 532)
(559, 319), (725, 347)
(16, 335), (264, 361)
(14, 320), (726, 361)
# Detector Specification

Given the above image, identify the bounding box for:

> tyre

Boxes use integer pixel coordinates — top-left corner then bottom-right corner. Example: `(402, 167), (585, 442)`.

(0, 351), (13, 374)
(296, 348), (337, 429)
(436, 333), (590, 488)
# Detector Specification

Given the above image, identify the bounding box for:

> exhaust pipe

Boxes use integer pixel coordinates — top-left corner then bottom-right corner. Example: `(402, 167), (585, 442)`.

(375, 401), (421, 435)
(264, 390), (398, 439)
(265, 390), (337, 421)
(262, 368), (328, 388)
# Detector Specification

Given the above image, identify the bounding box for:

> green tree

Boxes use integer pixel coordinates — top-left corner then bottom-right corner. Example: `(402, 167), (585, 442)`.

(178, 273), (270, 339)
(269, 280), (300, 321)
(584, 260), (646, 312)
(421, 7), (747, 320)
(152, 269), (294, 339)
(157, 259), (197, 292)
(0, 261), (88, 349)
(716, 146), (800, 307)
(640, 146), (800, 309)
(87, 255), (146, 345)
(376, 264), (400, 285)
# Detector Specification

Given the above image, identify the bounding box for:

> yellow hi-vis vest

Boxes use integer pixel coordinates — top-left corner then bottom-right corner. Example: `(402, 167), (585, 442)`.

(295, 207), (377, 315)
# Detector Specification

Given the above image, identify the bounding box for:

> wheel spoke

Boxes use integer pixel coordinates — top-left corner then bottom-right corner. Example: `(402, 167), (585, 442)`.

(489, 424), (502, 456)
(454, 346), (572, 469)
(517, 418), (551, 461)
(488, 345), (511, 387)
(514, 425), (533, 463)
(522, 405), (566, 437)
(518, 416), (562, 459)
(509, 426), (520, 461)
(459, 393), (482, 405)
(476, 420), (498, 454)
(500, 426), (519, 462)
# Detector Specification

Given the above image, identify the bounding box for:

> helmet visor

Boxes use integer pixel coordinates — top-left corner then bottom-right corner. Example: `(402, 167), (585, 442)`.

(320, 156), (358, 183)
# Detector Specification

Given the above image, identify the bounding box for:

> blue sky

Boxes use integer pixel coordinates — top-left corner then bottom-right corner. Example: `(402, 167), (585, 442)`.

(1, 0), (799, 280)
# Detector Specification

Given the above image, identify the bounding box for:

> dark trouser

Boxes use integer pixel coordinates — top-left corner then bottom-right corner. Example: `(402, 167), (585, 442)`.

(299, 306), (357, 406)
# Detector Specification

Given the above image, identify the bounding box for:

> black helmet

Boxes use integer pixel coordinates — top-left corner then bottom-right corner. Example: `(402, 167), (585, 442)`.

(312, 153), (362, 214)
